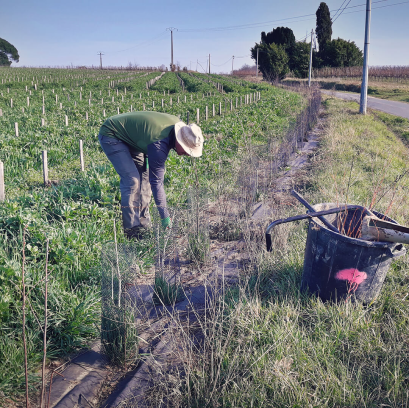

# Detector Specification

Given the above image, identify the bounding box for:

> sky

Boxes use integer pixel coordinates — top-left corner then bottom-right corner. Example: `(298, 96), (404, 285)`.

(2, 0), (409, 72)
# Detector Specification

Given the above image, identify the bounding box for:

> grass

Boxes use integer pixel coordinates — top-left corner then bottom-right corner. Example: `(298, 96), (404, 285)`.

(371, 110), (409, 145)
(284, 77), (409, 103)
(141, 95), (409, 407)
(153, 276), (185, 306)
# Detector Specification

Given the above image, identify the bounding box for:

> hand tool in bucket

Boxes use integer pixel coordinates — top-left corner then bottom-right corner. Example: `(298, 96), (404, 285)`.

(266, 190), (409, 251)
(265, 190), (407, 303)
(265, 190), (371, 252)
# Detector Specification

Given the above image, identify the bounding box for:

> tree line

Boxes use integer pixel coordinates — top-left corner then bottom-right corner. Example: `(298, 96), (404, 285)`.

(251, 2), (363, 81)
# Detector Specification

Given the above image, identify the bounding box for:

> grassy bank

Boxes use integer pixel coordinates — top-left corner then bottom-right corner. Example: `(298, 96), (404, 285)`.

(284, 77), (409, 103)
(372, 110), (409, 145)
(155, 96), (409, 407)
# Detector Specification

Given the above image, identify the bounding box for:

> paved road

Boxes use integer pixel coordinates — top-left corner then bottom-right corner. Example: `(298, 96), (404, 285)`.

(321, 90), (409, 120)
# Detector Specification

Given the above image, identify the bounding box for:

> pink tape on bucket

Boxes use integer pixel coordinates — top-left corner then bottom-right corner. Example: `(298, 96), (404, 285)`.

(335, 268), (367, 292)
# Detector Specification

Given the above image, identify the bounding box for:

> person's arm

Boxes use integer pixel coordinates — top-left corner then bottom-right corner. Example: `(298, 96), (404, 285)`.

(147, 137), (171, 223)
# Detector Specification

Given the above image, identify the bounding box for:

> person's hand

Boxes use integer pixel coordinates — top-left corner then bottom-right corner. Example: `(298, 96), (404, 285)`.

(161, 217), (172, 229)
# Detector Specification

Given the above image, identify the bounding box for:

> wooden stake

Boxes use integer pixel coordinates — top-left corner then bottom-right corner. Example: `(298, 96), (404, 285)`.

(42, 151), (48, 186)
(15, 122), (19, 136)
(0, 161), (5, 202)
(65, 115), (68, 126)
(205, 106), (208, 121)
(79, 140), (84, 171)
(41, 118), (45, 126)
(197, 108), (200, 124)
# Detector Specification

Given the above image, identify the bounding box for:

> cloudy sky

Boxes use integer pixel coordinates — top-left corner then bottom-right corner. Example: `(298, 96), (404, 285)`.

(2, 0), (409, 71)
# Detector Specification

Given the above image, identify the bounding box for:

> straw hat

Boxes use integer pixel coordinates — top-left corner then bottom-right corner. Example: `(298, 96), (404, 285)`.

(174, 122), (204, 157)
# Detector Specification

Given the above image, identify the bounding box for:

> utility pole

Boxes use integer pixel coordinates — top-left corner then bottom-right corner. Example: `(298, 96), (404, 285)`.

(360, 0), (372, 114)
(196, 60), (198, 72)
(308, 29), (314, 87)
(167, 27), (177, 71)
(232, 56), (234, 75)
(256, 48), (259, 77)
(209, 54), (211, 74)
(98, 52), (104, 70)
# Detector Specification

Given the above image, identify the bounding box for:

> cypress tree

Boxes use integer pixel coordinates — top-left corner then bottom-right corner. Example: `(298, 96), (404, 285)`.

(316, 2), (332, 51)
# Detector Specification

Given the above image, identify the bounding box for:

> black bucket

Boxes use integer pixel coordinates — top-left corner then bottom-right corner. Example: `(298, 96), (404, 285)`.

(301, 203), (406, 303)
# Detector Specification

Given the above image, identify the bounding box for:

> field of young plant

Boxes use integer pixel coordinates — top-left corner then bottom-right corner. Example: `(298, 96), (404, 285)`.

(0, 68), (303, 400)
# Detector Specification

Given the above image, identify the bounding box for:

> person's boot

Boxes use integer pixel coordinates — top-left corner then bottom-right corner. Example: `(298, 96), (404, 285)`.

(124, 226), (149, 240)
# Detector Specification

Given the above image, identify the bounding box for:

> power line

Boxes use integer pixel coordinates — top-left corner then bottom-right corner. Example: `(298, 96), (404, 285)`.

(91, 0), (408, 59)
(332, 0), (353, 23)
(211, 57), (233, 67)
(333, 0), (409, 22)
(296, 34), (309, 42)
(104, 31), (168, 54)
(177, 0), (405, 32)
(332, 0), (349, 21)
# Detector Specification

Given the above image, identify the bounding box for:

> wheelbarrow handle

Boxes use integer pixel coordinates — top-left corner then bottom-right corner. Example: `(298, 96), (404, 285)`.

(265, 205), (371, 252)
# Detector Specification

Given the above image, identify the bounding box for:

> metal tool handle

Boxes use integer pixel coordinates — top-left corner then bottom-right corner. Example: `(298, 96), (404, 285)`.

(291, 190), (339, 233)
(265, 205), (371, 252)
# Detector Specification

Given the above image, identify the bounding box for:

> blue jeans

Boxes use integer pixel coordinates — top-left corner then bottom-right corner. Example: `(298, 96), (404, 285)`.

(98, 134), (152, 229)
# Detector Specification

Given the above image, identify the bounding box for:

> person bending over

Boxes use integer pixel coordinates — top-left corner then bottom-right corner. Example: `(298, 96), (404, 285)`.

(98, 111), (203, 239)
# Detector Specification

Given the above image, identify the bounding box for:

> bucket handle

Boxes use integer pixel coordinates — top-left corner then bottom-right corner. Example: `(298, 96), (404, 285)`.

(388, 243), (406, 258)
(265, 205), (370, 252)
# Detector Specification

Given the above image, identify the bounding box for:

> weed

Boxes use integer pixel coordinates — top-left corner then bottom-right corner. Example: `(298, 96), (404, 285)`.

(152, 276), (184, 306)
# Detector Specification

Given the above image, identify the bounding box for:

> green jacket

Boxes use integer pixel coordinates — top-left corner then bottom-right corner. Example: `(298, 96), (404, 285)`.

(99, 111), (180, 154)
